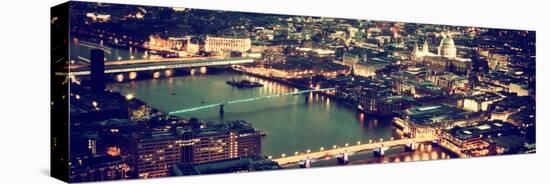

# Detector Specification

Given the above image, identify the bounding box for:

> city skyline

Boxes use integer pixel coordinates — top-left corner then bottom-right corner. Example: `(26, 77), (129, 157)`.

(51, 1), (535, 183)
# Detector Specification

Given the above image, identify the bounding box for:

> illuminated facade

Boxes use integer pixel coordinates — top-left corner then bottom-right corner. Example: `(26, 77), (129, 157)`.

(413, 33), (472, 75)
(146, 35), (199, 55)
(134, 121), (262, 179)
(134, 132), (182, 179)
(189, 131), (237, 164)
(440, 121), (516, 157)
(462, 92), (504, 112)
(204, 36), (251, 53)
(394, 105), (483, 138)
(438, 34), (457, 59)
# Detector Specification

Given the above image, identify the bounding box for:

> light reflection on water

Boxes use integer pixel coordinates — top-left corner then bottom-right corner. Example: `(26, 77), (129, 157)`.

(107, 70), (455, 166)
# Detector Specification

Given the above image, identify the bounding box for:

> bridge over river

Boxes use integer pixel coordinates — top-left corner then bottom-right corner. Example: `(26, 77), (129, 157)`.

(66, 57), (253, 76)
(168, 88), (335, 115)
(273, 136), (437, 166)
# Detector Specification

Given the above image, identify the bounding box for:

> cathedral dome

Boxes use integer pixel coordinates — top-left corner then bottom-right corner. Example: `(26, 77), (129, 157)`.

(438, 33), (457, 58)
(440, 35), (455, 47)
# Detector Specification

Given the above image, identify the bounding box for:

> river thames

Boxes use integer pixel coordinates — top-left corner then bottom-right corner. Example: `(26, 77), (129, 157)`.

(73, 39), (453, 167)
(108, 72), (454, 165)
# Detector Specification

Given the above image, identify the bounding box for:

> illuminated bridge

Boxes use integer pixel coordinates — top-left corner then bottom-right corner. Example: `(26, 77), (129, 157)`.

(272, 136), (437, 166)
(68, 57), (254, 76)
(168, 88), (335, 115)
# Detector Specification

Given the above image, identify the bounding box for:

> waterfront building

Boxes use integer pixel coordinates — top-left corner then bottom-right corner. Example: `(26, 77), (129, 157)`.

(359, 95), (416, 116)
(440, 121), (518, 157)
(167, 36), (200, 55)
(172, 155), (280, 176)
(393, 104), (482, 138)
(146, 35), (199, 55)
(183, 121), (262, 164)
(186, 128), (237, 164)
(134, 130), (182, 179)
(204, 36), (251, 54)
(133, 121), (262, 178)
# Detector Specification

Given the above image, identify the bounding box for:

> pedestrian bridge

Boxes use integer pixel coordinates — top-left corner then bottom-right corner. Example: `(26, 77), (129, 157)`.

(272, 136), (437, 165)
(168, 88), (335, 115)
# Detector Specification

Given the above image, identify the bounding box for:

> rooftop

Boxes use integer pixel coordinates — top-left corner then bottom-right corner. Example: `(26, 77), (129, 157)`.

(446, 121), (516, 141)
(172, 155), (281, 176)
(401, 104), (476, 126)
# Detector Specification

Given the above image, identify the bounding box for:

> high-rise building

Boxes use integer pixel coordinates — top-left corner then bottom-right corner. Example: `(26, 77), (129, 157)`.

(90, 49), (105, 92)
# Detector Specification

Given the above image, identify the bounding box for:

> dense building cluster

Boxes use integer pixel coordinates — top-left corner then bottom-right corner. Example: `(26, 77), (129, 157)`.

(67, 84), (264, 182)
(62, 1), (536, 182)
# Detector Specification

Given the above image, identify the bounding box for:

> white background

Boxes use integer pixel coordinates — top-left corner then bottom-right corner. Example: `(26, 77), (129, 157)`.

(0, 0), (547, 183)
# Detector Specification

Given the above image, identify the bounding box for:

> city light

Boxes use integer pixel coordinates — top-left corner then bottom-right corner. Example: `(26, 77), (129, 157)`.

(126, 94), (134, 100)
(116, 74), (124, 82)
(153, 71), (160, 79)
(199, 66), (207, 74)
(129, 72), (137, 80)
(58, 2), (536, 181)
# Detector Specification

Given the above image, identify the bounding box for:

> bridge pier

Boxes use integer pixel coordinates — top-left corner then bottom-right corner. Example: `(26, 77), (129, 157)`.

(299, 159), (312, 168)
(337, 152), (349, 164)
(219, 104), (225, 116)
(405, 142), (417, 152)
(374, 147), (387, 157)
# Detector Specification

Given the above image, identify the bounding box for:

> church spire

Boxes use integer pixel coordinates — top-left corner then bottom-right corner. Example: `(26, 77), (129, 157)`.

(422, 39), (429, 54)
(349, 63), (356, 76)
